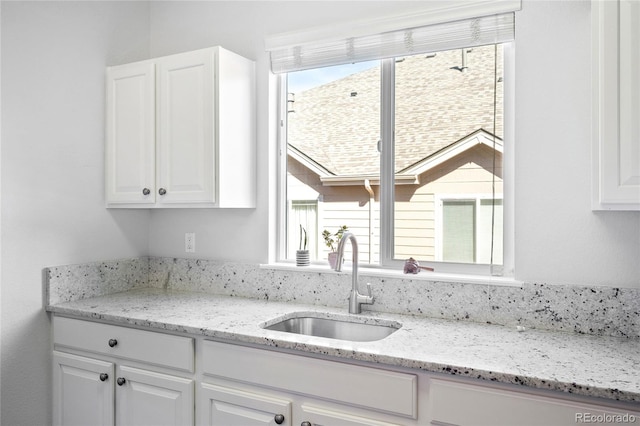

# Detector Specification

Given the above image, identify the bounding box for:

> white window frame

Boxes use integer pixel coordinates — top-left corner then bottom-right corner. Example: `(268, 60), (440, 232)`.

(273, 6), (517, 278)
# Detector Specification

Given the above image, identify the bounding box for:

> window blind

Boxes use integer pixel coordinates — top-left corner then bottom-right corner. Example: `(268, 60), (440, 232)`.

(268, 13), (514, 74)
(442, 200), (476, 263)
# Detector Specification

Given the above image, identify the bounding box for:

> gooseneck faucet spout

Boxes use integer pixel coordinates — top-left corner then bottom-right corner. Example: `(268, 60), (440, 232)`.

(334, 232), (374, 314)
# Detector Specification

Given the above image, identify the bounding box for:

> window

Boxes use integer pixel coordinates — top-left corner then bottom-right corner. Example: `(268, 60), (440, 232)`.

(437, 197), (503, 264)
(286, 61), (381, 264)
(270, 11), (515, 275)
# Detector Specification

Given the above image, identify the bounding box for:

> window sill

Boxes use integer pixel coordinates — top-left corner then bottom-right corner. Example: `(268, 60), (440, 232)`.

(260, 262), (522, 288)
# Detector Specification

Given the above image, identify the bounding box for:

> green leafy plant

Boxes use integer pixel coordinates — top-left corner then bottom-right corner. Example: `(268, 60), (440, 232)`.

(299, 225), (308, 251)
(322, 225), (348, 252)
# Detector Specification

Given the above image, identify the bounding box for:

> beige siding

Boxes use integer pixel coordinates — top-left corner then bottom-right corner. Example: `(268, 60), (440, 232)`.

(320, 201), (380, 264)
(395, 147), (503, 261)
(288, 145), (502, 264)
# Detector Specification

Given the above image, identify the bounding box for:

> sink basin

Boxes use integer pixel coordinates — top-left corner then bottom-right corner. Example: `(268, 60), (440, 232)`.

(262, 313), (401, 342)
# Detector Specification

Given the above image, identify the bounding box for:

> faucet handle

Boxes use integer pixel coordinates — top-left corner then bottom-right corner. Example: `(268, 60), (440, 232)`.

(365, 283), (373, 298)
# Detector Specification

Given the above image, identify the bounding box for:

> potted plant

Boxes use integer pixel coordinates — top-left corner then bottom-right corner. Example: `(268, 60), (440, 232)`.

(296, 225), (310, 266)
(322, 225), (348, 268)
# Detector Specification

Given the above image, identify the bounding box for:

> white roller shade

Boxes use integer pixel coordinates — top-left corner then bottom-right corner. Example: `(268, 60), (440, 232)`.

(268, 13), (514, 74)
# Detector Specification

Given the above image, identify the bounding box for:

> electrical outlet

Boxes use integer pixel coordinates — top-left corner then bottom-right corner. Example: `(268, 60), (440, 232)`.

(185, 233), (195, 253)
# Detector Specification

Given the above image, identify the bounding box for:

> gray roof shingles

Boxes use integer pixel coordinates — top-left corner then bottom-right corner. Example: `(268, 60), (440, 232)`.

(287, 44), (504, 177)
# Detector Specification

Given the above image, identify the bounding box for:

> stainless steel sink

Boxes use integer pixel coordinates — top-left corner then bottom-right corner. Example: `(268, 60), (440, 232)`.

(262, 313), (401, 342)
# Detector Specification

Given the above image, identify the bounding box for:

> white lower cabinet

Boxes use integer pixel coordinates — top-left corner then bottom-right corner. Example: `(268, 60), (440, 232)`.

(199, 340), (416, 426)
(199, 340), (640, 426)
(53, 317), (640, 426)
(198, 380), (405, 426)
(199, 382), (292, 426)
(52, 316), (195, 426)
(297, 403), (403, 426)
(426, 378), (640, 426)
(115, 365), (194, 426)
(53, 351), (115, 426)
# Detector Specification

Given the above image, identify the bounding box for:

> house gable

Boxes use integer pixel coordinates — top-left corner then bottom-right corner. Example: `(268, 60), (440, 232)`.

(289, 128), (503, 187)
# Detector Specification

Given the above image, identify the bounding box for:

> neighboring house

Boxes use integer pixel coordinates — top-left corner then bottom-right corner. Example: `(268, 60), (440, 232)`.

(287, 45), (504, 264)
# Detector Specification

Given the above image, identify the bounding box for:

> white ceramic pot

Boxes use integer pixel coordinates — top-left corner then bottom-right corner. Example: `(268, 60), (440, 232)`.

(296, 250), (310, 266)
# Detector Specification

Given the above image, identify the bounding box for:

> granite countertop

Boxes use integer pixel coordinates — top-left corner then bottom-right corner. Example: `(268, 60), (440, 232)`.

(46, 287), (640, 404)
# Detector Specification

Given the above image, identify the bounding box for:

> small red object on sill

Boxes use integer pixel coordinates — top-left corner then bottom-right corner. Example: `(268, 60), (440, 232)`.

(403, 257), (434, 274)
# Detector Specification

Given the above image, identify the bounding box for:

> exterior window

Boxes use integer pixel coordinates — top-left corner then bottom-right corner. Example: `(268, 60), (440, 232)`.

(282, 44), (508, 273)
(286, 61), (380, 264)
(442, 200), (476, 263)
(438, 197), (503, 264)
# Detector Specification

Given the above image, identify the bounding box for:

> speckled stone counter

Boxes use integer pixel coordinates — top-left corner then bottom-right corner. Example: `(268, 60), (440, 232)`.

(44, 257), (640, 406)
(46, 287), (640, 405)
(46, 257), (640, 338)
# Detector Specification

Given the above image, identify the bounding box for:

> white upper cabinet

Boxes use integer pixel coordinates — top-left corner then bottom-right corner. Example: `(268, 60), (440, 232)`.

(156, 49), (216, 206)
(106, 46), (256, 208)
(592, 0), (640, 210)
(105, 62), (156, 205)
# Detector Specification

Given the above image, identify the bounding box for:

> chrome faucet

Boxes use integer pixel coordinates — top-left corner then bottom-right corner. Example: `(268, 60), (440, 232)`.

(334, 232), (374, 314)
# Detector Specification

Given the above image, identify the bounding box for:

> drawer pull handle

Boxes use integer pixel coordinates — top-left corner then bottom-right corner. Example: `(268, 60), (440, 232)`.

(301, 422), (311, 426)
(108, 339), (118, 348)
(99, 373), (108, 382)
(117, 377), (126, 386)
(274, 414), (285, 424)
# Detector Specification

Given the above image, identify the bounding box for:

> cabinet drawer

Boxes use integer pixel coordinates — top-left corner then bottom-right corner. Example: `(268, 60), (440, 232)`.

(202, 340), (417, 419)
(428, 378), (640, 426)
(53, 316), (194, 372)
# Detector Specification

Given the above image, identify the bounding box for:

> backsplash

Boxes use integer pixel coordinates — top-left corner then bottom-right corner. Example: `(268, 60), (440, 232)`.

(45, 257), (149, 306)
(45, 257), (640, 339)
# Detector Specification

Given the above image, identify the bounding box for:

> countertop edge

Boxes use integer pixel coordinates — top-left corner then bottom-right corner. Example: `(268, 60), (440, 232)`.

(46, 301), (640, 405)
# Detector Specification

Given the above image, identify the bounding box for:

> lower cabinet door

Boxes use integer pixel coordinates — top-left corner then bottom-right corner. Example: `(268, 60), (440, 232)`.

(53, 351), (115, 426)
(298, 403), (402, 426)
(115, 365), (194, 426)
(198, 382), (292, 426)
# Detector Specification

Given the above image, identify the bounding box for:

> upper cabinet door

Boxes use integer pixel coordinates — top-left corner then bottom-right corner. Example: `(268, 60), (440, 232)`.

(156, 49), (216, 205)
(592, 0), (640, 210)
(105, 61), (156, 205)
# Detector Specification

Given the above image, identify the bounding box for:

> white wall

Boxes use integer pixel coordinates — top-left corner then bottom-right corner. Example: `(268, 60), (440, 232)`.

(1, 0), (639, 424)
(1, 2), (151, 424)
(145, 0), (639, 287)
(145, 1), (432, 263)
(514, 0), (639, 287)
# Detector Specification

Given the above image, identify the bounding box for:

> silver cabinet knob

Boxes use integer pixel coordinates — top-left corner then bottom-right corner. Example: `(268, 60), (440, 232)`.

(99, 373), (109, 382)
(301, 422), (311, 426)
(142, 188), (151, 196)
(117, 377), (126, 386)
(158, 188), (167, 196)
(274, 414), (285, 424)
(108, 339), (118, 348)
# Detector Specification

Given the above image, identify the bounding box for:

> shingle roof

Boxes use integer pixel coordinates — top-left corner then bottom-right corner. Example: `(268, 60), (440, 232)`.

(287, 44), (503, 178)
